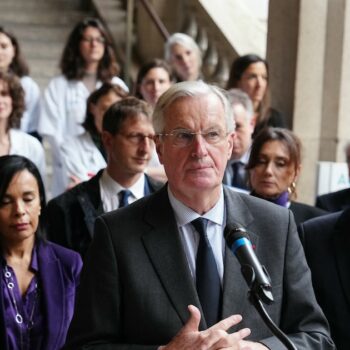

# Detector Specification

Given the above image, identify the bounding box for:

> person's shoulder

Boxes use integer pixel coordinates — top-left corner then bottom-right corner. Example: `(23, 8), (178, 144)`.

(301, 210), (342, 234)
(20, 76), (40, 90)
(145, 174), (165, 192)
(111, 76), (129, 92)
(49, 172), (102, 206)
(291, 201), (327, 215)
(40, 240), (82, 267)
(318, 187), (350, 201)
(10, 129), (42, 148)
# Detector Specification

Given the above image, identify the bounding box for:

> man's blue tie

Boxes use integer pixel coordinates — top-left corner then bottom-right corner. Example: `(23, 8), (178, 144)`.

(118, 189), (132, 208)
(191, 217), (222, 327)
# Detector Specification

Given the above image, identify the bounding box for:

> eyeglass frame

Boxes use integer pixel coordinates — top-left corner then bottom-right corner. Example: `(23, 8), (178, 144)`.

(156, 128), (230, 147)
(81, 36), (106, 45)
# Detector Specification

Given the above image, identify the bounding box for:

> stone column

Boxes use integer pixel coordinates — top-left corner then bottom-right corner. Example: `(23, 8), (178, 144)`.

(267, 0), (329, 204)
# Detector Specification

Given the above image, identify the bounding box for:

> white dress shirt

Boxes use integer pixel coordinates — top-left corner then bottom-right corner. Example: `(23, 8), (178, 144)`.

(168, 186), (226, 285)
(99, 170), (146, 212)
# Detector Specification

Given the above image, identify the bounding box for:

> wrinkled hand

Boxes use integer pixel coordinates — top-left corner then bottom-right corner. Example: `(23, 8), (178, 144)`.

(159, 305), (251, 350)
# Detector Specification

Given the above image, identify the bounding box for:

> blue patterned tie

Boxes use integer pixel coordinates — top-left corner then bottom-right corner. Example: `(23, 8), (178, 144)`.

(118, 189), (132, 208)
(192, 218), (222, 327)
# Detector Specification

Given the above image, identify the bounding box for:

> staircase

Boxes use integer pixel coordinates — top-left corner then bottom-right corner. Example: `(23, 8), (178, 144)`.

(0, 0), (92, 90)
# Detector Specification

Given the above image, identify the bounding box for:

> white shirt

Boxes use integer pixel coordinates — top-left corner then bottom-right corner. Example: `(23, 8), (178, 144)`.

(20, 76), (41, 133)
(60, 131), (106, 189)
(9, 129), (46, 179)
(168, 186), (226, 285)
(99, 169), (146, 212)
(38, 74), (128, 197)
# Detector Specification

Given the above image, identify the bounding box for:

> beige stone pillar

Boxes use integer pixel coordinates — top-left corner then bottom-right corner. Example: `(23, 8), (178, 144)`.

(267, 0), (329, 204)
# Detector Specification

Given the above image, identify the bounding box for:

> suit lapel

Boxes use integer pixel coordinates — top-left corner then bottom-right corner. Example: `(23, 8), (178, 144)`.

(334, 210), (350, 309)
(222, 188), (258, 320)
(141, 187), (205, 329)
(38, 242), (65, 350)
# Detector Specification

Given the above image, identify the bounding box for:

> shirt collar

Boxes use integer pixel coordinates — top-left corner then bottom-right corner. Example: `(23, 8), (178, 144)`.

(101, 169), (146, 199)
(167, 186), (225, 228)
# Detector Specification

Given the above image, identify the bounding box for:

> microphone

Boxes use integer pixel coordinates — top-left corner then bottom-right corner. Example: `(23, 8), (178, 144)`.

(224, 224), (274, 304)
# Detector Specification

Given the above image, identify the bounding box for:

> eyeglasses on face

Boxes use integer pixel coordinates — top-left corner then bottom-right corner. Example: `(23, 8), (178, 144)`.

(157, 129), (228, 147)
(119, 133), (155, 145)
(81, 36), (106, 45)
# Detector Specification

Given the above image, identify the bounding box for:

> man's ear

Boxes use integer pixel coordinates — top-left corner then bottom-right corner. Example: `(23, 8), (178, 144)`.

(101, 131), (112, 151)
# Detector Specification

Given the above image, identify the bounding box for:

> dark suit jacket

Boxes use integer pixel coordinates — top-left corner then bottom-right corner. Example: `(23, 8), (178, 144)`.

(46, 170), (163, 257)
(64, 186), (333, 349)
(0, 240), (82, 350)
(316, 187), (350, 212)
(289, 201), (328, 225)
(299, 209), (350, 350)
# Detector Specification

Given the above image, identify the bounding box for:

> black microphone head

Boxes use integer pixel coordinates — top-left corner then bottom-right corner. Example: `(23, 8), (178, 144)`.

(224, 224), (249, 247)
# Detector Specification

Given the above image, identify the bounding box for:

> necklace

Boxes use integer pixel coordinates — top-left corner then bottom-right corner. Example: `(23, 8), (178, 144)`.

(3, 265), (39, 349)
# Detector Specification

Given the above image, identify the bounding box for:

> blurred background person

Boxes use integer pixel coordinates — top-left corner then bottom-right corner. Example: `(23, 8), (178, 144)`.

(135, 58), (174, 108)
(316, 141), (350, 212)
(0, 72), (45, 179)
(227, 54), (286, 137)
(38, 17), (128, 197)
(247, 127), (327, 225)
(0, 27), (40, 137)
(134, 58), (174, 182)
(0, 155), (82, 350)
(299, 208), (350, 350)
(223, 88), (255, 191)
(60, 82), (128, 190)
(164, 33), (202, 82)
(46, 98), (163, 257)
(0, 27), (41, 138)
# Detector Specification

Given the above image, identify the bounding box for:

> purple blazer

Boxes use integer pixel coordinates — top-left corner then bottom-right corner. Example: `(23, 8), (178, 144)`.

(0, 240), (83, 350)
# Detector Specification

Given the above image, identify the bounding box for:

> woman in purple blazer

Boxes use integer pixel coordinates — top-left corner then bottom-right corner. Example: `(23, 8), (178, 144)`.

(0, 155), (82, 350)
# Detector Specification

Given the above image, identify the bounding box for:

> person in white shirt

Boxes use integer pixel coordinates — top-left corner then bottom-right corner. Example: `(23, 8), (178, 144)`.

(0, 72), (45, 178)
(0, 27), (41, 136)
(39, 18), (129, 197)
(60, 82), (128, 190)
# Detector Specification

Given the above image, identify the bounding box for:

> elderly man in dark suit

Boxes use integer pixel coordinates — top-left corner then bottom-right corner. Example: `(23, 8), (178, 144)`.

(64, 81), (334, 349)
(46, 97), (163, 257)
(299, 208), (350, 350)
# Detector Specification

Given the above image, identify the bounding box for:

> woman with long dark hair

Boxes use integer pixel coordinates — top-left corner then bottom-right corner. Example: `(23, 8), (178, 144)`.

(39, 17), (128, 196)
(227, 54), (287, 136)
(0, 155), (82, 349)
(0, 27), (41, 136)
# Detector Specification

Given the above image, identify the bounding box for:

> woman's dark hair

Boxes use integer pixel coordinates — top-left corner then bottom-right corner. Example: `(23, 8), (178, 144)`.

(0, 71), (25, 130)
(134, 58), (175, 99)
(82, 82), (128, 136)
(59, 17), (119, 81)
(0, 155), (46, 239)
(247, 127), (301, 174)
(0, 27), (29, 77)
(226, 54), (271, 124)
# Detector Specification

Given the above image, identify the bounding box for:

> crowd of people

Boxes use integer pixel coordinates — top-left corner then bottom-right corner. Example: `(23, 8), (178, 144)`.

(0, 16), (348, 350)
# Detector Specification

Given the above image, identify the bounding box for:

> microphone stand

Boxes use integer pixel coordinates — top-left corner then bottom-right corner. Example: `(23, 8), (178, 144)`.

(243, 266), (298, 350)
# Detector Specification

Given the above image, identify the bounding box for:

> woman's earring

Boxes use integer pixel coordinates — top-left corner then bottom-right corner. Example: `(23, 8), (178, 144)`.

(288, 181), (296, 195)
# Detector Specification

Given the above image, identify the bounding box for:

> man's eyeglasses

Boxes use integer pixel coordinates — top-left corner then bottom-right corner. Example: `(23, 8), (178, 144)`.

(157, 129), (228, 147)
(81, 36), (106, 45)
(120, 133), (155, 145)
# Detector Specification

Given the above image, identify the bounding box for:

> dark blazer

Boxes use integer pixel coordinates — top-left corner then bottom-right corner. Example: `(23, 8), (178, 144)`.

(0, 240), (82, 350)
(46, 170), (163, 257)
(299, 209), (350, 350)
(289, 201), (328, 225)
(64, 186), (334, 350)
(316, 187), (350, 212)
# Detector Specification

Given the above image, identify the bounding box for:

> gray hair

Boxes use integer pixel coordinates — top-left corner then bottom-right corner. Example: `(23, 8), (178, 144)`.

(225, 88), (254, 121)
(153, 81), (235, 133)
(164, 33), (202, 67)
